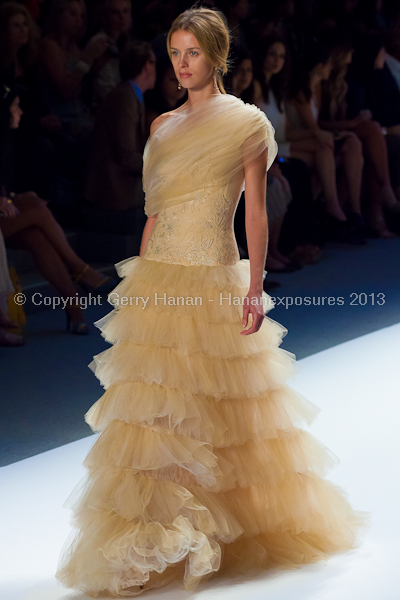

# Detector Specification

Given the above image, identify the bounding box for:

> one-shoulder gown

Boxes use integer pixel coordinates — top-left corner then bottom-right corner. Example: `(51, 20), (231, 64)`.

(55, 93), (368, 597)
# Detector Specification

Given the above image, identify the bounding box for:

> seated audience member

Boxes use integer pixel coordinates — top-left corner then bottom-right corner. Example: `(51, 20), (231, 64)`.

(286, 39), (365, 243)
(0, 84), (115, 336)
(144, 52), (187, 138)
(346, 33), (400, 221)
(226, 45), (319, 269)
(252, 35), (324, 259)
(0, 2), (59, 198)
(83, 41), (156, 233)
(91, 0), (135, 108)
(37, 0), (112, 213)
(37, 0), (109, 135)
(319, 33), (398, 238)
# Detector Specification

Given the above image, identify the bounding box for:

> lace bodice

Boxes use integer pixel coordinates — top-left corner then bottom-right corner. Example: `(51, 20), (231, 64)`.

(142, 94), (277, 266)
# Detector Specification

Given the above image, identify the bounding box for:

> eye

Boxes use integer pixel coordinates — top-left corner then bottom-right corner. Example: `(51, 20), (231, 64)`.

(171, 51), (178, 56)
(190, 51), (198, 56)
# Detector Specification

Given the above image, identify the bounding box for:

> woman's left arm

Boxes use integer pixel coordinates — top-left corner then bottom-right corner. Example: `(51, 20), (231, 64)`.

(241, 146), (268, 336)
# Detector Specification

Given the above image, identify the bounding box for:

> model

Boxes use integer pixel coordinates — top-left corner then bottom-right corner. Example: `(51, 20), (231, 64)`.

(55, 7), (368, 597)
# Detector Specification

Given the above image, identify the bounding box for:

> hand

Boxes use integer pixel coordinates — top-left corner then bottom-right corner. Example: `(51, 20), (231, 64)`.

(83, 32), (110, 64)
(359, 109), (372, 120)
(314, 129), (334, 149)
(0, 196), (19, 217)
(241, 290), (265, 335)
(352, 110), (372, 127)
(40, 114), (62, 132)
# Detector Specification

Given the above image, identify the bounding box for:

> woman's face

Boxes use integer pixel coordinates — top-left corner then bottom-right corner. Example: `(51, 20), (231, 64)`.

(170, 30), (214, 92)
(59, 1), (85, 38)
(9, 96), (23, 129)
(105, 0), (132, 35)
(263, 42), (286, 76)
(232, 58), (253, 93)
(161, 64), (186, 102)
(7, 13), (30, 49)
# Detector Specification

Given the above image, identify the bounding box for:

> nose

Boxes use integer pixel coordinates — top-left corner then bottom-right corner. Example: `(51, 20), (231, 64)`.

(178, 54), (188, 68)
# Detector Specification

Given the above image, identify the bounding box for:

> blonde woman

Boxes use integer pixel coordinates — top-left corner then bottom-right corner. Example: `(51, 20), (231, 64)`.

(55, 7), (367, 597)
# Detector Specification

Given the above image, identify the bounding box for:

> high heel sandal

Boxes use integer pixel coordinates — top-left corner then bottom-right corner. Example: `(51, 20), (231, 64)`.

(367, 215), (397, 239)
(72, 264), (117, 294)
(65, 305), (90, 335)
(324, 212), (366, 245)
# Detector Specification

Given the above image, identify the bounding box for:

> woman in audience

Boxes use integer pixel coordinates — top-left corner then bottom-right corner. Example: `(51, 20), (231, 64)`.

(226, 46), (321, 269)
(90, 0), (134, 108)
(0, 2), (59, 198)
(320, 35), (398, 238)
(37, 0), (109, 134)
(346, 33), (400, 215)
(0, 84), (115, 335)
(286, 39), (365, 242)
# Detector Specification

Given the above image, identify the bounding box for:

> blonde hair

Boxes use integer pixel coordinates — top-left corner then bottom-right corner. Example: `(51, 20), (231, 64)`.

(324, 44), (352, 120)
(0, 2), (40, 68)
(166, 5), (231, 94)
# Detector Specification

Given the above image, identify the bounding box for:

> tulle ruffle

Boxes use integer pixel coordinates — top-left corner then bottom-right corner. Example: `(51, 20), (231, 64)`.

(55, 256), (369, 597)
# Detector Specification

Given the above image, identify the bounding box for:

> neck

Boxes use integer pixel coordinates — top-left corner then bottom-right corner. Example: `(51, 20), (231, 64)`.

(54, 31), (73, 51)
(132, 76), (145, 93)
(105, 27), (122, 40)
(263, 70), (273, 84)
(186, 83), (221, 109)
(9, 44), (20, 62)
(232, 84), (243, 97)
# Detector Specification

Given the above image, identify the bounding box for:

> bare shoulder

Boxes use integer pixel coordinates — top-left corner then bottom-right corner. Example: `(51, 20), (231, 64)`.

(150, 104), (186, 137)
(150, 113), (171, 136)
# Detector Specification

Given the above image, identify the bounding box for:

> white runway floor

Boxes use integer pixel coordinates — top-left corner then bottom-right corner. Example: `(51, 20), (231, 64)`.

(1, 323), (399, 600)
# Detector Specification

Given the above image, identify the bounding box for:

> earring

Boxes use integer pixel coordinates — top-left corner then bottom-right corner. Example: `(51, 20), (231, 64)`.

(177, 81), (182, 90)
(213, 67), (219, 90)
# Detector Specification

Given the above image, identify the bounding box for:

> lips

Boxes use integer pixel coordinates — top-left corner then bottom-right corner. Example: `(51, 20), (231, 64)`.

(180, 73), (192, 78)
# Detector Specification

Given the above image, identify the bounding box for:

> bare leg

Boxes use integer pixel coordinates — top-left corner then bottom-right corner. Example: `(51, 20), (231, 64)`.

(365, 173), (396, 238)
(354, 121), (399, 208)
(336, 134), (363, 214)
(354, 121), (391, 186)
(0, 193), (106, 288)
(266, 216), (291, 267)
(290, 139), (347, 220)
(5, 227), (86, 323)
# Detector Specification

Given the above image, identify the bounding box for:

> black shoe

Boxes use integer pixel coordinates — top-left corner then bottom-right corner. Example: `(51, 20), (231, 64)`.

(325, 212), (366, 245)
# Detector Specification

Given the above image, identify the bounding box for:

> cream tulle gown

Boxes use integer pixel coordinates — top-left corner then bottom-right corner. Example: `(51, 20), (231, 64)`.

(55, 94), (368, 597)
